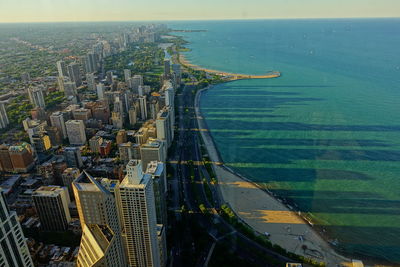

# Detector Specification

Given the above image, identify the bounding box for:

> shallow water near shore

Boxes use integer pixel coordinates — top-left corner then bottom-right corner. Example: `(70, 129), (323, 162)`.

(169, 19), (400, 263)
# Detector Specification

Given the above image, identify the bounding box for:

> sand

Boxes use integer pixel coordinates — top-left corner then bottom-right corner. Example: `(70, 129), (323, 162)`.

(179, 54), (281, 79)
(194, 87), (353, 267)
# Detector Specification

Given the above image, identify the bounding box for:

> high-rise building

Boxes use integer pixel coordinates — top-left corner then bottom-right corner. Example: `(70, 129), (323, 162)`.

(118, 142), (135, 163)
(128, 107), (137, 126)
(86, 73), (96, 90)
(0, 145), (13, 172)
(89, 135), (103, 154)
(85, 53), (99, 74)
(163, 80), (174, 108)
(38, 161), (56, 185)
(30, 107), (46, 121)
(8, 143), (34, 173)
(124, 69), (132, 82)
(64, 147), (83, 168)
(112, 97), (124, 129)
(162, 81), (175, 139)
(0, 192), (34, 267)
(66, 120), (86, 145)
(117, 160), (162, 267)
(73, 172), (127, 267)
(145, 161), (167, 226)
(45, 126), (63, 146)
(96, 83), (105, 100)
(64, 81), (77, 97)
(32, 186), (71, 231)
(138, 85), (151, 96)
(61, 168), (80, 200)
(64, 81), (78, 104)
(172, 64), (182, 86)
(163, 59), (171, 78)
(67, 63), (82, 87)
(57, 76), (67, 92)
(27, 86), (46, 109)
(116, 129), (127, 145)
(128, 75), (143, 92)
(0, 101), (9, 129)
(57, 60), (68, 77)
(22, 118), (48, 144)
(31, 132), (52, 152)
(50, 111), (67, 139)
(73, 108), (92, 121)
(138, 96), (147, 121)
(106, 71), (114, 84)
(140, 139), (166, 171)
(156, 107), (172, 148)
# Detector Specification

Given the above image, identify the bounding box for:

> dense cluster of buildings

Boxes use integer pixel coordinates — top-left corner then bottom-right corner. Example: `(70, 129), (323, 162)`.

(0, 23), (180, 267)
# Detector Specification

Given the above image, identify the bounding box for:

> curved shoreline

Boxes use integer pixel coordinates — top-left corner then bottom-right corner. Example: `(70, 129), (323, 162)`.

(179, 54), (281, 80)
(194, 85), (354, 267)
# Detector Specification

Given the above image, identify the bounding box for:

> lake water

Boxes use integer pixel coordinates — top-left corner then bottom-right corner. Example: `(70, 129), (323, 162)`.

(169, 19), (400, 264)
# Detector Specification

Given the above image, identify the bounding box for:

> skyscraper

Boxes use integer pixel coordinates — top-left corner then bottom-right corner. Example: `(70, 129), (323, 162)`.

(73, 172), (127, 267)
(64, 147), (83, 168)
(27, 86), (46, 109)
(128, 107), (137, 126)
(32, 186), (71, 231)
(163, 59), (171, 78)
(117, 160), (161, 267)
(61, 168), (80, 200)
(64, 81), (78, 104)
(85, 52), (99, 73)
(56, 60), (68, 77)
(89, 135), (103, 154)
(124, 69), (132, 82)
(31, 132), (52, 152)
(156, 107), (172, 148)
(128, 75), (143, 92)
(96, 83), (105, 100)
(0, 101), (9, 129)
(65, 120), (86, 145)
(50, 111), (67, 139)
(172, 64), (182, 86)
(67, 63), (82, 87)
(145, 161), (167, 225)
(86, 73), (96, 90)
(140, 139), (166, 171)
(138, 96), (148, 121)
(0, 192), (34, 267)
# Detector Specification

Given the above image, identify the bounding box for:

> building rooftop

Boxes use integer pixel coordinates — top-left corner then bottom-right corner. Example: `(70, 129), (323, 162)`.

(146, 161), (164, 176)
(33, 186), (66, 197)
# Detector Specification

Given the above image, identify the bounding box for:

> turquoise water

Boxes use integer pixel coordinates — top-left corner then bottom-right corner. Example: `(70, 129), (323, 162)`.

(169, 19), (400, 263)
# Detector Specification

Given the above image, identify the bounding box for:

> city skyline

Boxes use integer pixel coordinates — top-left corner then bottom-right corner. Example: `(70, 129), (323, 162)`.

(0, 0), (399, 23)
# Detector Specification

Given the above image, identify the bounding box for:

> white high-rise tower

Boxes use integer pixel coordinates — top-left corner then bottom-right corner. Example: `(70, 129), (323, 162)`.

(117, 160), (161, 267)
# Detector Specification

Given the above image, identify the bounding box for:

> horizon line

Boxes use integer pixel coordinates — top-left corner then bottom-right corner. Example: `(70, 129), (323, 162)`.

(0, 16), (399, 24)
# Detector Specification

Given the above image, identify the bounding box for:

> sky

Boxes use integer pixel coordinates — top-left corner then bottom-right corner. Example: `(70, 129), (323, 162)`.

(0, 0), (399, 23)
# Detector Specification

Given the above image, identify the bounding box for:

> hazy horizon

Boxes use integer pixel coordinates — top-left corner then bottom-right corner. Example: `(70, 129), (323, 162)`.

(0, 0), (399, 23)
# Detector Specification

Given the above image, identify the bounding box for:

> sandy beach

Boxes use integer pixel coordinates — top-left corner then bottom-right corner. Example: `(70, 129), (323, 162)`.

(179, 54), (281, 79)
(194, 87), (354, 267)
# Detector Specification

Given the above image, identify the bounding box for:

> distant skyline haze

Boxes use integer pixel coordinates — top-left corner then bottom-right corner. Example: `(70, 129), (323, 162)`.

(0, 0), (399, 23)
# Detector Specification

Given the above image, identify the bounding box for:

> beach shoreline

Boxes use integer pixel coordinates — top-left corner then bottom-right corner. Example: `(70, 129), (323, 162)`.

(179, 53), (281, 80)
(194, 85), (355, 267)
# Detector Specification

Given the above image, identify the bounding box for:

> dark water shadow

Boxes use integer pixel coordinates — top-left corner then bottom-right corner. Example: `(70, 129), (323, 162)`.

(216, 135), (392, 148)
(240, 167), (375, 182)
